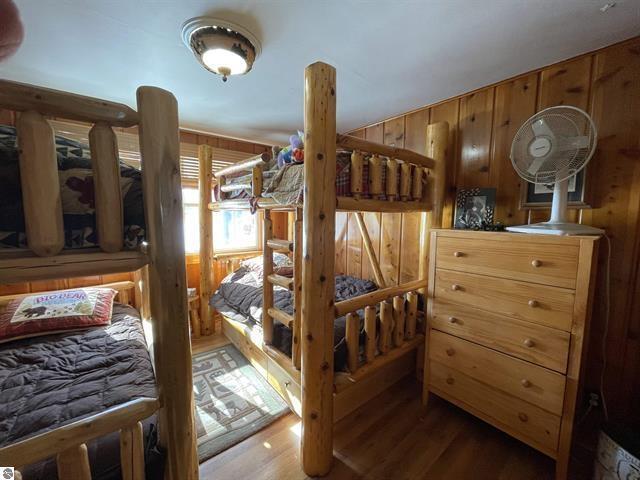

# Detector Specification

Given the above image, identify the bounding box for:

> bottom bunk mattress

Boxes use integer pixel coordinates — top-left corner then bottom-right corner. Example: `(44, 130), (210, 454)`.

(0, 303), (163, 480)
(210, 266), (378, 371)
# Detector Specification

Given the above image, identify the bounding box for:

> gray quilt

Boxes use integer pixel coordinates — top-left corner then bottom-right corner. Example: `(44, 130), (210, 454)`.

(0, 304), (162, 480)
(210, 267), (378, 371)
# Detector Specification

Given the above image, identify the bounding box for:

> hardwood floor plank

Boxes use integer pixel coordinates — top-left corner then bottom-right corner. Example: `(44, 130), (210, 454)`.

(198, 338), (558, 480)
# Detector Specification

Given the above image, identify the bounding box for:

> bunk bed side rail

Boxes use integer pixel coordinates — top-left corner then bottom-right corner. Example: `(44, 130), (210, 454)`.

(0, 79), (139, 127)
(334, 278), (427, 317)
(0, 79), (148, 279)
(0, 397), (159, 476)
(336, 134), (435, 169)
(213, 152), (270, 178)
(0, 250), (148, 284)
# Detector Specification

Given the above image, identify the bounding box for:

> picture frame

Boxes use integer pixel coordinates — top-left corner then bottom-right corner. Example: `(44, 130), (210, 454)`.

(454, 188), (497, 229)
(519, 168), (591, 209)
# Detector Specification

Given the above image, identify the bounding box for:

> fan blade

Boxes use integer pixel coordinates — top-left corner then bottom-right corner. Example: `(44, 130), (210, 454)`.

(526, 157), (547, 176)
(556, 135), (590, 152)
(532, 118), (554, 138)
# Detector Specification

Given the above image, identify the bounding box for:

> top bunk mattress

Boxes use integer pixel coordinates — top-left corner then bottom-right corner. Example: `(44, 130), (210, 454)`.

(0, 125), (145, 251)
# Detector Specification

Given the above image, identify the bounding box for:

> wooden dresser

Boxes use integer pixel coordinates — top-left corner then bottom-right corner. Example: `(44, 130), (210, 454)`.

(423, 229), (598, 479)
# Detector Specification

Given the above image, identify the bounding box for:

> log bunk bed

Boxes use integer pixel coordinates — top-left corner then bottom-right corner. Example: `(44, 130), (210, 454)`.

(199, 62), (449, 476)
(0, 81), (198, 479)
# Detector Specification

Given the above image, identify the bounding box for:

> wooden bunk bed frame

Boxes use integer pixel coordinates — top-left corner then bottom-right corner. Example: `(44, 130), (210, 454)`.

(199, 62), (449, 476)
(0, 80), (198, 480)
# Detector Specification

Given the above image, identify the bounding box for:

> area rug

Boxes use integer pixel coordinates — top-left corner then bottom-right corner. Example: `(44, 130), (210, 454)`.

(192, 344), (289, 462)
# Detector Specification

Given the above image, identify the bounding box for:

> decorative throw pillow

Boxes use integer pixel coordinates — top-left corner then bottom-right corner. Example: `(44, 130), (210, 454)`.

(0, 287), (117, 343)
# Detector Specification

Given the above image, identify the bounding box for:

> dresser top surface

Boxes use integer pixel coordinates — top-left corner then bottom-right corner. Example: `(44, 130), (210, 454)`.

(431, 229), (600, 246)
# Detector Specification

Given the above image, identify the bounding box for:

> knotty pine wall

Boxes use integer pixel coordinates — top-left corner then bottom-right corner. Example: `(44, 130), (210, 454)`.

(340, 36), (640, 426)
(0, 110), (272, 297)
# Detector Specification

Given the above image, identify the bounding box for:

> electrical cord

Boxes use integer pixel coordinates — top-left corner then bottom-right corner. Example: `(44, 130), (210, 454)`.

(600, 234), (611, 422)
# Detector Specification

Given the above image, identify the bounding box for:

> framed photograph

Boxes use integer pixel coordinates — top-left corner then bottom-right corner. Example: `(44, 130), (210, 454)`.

(520, 168), (591, 209)
(454, 188), (496, 229)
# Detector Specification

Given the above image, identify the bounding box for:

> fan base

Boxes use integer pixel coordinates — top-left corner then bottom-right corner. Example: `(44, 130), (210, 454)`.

(506, 222), (604, 236)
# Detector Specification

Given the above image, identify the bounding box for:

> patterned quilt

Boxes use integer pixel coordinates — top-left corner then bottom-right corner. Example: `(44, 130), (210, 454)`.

(216, 150), (391, 205)
(0, 125), (145, 250)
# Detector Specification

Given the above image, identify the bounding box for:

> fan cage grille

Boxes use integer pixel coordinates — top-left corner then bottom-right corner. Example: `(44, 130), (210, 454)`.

(510, 106), (597, 185)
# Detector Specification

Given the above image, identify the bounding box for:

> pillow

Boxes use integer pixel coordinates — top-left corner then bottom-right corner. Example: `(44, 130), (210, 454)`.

(241, 253), (294, 281)
(0, 287), (117, 343)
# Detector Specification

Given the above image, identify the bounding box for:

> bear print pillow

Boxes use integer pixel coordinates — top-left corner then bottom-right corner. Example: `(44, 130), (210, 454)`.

(0, 287), (117, 343)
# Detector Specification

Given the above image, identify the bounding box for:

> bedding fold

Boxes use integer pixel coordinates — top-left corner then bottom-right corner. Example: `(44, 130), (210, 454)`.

(210, 266), (378, 371)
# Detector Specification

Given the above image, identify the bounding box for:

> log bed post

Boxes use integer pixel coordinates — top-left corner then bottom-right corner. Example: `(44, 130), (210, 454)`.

(263, 209), (275, 345)
(16, 111), (65, 257)
(293, 207), (303, 369)
(301, 61), (337, 476)
(89, 122), (123, 253)
(418, 122), (448, 298)
(199, 144), (214, 336)
(137, 87), (198, 480)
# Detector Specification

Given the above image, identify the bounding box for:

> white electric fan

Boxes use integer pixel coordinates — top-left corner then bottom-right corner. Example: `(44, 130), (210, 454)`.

(506, 105), (604, 236)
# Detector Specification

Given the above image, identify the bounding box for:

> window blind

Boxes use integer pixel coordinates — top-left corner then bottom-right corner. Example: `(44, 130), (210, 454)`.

(50, 120), (257, 185)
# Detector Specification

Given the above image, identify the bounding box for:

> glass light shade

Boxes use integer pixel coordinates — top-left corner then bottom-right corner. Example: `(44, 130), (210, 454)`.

(202, 48), (248, 75)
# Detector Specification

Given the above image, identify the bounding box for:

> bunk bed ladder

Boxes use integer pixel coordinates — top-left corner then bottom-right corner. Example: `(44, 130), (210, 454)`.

(262, 209), (302, 370)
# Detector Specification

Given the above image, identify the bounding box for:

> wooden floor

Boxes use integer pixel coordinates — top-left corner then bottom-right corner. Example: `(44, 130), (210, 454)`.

(198, 370), (559, 479)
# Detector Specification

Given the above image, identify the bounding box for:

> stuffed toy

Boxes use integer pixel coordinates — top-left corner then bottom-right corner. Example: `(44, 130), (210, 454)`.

(0, 0), (24, 62)
(277, 131), (304, 167)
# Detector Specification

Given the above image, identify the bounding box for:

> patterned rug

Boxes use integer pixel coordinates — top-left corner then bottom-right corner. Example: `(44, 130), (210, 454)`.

(192, 344), (289, 462)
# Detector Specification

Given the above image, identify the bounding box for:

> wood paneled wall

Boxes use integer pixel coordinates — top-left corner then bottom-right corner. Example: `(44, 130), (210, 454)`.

(341, 36), (640, 427)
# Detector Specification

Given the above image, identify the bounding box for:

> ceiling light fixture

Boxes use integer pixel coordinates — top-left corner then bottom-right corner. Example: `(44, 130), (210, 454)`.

(181, 17), (261, 82)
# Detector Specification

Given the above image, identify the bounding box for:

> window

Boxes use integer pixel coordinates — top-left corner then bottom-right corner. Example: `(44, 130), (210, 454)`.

(182, 188), (201, 254)
(212, 210), (260, 252)
(182, 187), (260, 254)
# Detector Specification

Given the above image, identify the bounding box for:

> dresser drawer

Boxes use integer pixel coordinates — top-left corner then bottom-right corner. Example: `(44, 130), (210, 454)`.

(435, 236), (579, 289)
(431, 300), (571, 373)
(429, 361), (560, 455)
(428, 330), (566, 415)
(434, 269), (575, 331)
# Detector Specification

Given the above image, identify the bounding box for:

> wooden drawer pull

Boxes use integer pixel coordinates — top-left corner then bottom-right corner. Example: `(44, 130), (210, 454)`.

(448, 316), (457, 324)
(531, 259), (542, 267)
(446, 348), (455, 356)
(451, 284), (462, 291)
(523, 338), (535, 348)
(518, 413), (529, 423)
(284, 381), (291, 388)
(453, 251), (464, 258)
(528, 299), (539, 308)
(446, 376), (455, 385)
(521, 379), (532, 388)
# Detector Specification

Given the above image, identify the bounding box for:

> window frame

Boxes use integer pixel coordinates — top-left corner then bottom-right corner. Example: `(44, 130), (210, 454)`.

(181, 186), (262, 256)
